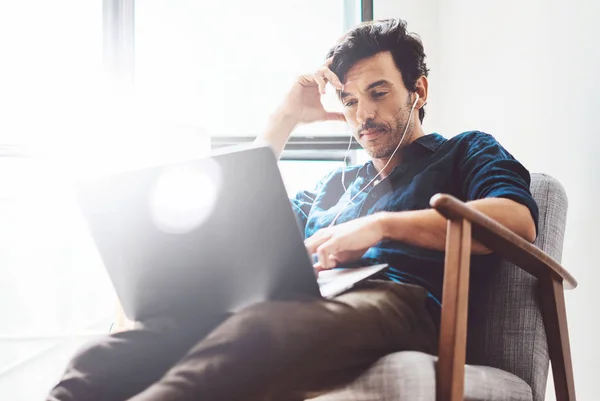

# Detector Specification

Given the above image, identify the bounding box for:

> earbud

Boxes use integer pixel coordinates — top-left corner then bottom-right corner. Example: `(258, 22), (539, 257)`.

(413, 93), (420, 108)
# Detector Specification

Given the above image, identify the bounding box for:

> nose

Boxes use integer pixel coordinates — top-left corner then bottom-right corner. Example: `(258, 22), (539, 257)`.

(356, 101), (376, 126)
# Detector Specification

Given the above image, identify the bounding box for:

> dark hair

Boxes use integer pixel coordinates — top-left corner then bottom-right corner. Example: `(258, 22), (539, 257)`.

(326, 18), (429, 123)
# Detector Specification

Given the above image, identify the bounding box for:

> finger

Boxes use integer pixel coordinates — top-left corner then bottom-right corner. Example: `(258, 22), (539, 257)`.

(316, 244), (331, 270)
(316, 67), (342, 91)
(304, 238), (317, 254)
(318, 238), (340, 256)
(317, 242), (339, 270)
(313, 261), (324, 272)
(317, 240), (340, 267)
(327, 253), (339, 269)
(324, 57), (334, 67)
(297, 73), (319, 88)
(304, 230), (331, 254)
(313, 73), (327, 95)
(313, 261), (333, 273)
(334, 249), (367, 264)
(325, 112), (346, 122)
(318, 67), (343, 90)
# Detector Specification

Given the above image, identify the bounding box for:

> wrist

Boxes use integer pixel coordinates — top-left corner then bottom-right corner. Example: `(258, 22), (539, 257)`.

(256, 109), (299, 158)
(271, 104), (300, 128)
(375, 212), (394, 241)
(263, 109), (299, 142)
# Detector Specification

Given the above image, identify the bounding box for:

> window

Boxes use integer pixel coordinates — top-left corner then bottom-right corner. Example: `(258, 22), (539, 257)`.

(0, 1), (103, 148)
(134, 0), (366, 192)
(0, 2), (111, 398)
(135, 0), (359, 138)
(279, 159), (346, 196)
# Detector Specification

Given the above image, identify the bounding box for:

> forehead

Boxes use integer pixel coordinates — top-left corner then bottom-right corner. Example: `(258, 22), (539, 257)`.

(342, 51), (406, 92)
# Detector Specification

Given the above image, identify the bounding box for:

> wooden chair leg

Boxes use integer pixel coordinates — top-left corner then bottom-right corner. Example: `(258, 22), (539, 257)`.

(436, 218), (472, 401)
(540, 276), (576, 401)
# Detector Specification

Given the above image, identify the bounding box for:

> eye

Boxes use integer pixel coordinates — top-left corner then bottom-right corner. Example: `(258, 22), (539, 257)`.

(372, 92), (387, 99)
(344, 100), (357, 107)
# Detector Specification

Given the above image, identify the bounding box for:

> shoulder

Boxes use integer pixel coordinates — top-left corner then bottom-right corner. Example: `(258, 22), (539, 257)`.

(446, 130), (498, 146)
(445, 131), (513, 159)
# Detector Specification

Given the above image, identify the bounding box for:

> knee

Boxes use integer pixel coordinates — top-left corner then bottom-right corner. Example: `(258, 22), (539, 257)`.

(64, 337), (114, 374)
(228, 303), (278, 342)
(211, 302), (299, 357)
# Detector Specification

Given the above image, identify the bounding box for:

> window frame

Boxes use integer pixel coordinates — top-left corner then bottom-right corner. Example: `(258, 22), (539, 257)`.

(105, 0), (373, 161)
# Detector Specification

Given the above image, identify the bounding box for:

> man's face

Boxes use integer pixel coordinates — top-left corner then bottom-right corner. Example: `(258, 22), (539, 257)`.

(340, 51), (413, 159)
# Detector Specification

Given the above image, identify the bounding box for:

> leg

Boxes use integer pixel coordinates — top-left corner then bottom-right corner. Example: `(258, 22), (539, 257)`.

(130, 281), (438, 401)
(48, 313), (227, 401)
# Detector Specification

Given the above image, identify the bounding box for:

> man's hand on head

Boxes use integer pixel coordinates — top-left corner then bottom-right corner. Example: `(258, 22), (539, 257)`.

(285, 56), (346, 125)
(257, 58), (346, 158)
(305, 213), (388, 271)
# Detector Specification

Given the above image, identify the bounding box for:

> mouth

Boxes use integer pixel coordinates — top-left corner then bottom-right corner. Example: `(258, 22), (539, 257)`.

(360, 129), (385, 139)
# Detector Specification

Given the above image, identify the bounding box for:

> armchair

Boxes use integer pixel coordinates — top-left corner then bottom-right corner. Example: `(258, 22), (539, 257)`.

(312, 173), (577, 401)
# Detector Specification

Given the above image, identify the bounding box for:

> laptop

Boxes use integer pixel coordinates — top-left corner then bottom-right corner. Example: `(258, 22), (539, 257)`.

(75, 145), (388, 321)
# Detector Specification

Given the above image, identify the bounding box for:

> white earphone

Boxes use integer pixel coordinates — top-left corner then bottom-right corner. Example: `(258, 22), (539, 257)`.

(332, 93), (420, 227)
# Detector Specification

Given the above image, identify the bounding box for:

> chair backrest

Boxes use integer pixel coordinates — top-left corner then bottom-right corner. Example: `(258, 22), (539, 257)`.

(465, 173), (568, 401)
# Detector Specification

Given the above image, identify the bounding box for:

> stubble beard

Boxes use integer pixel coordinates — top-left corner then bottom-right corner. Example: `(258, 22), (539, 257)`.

(365, 106), (413, 159)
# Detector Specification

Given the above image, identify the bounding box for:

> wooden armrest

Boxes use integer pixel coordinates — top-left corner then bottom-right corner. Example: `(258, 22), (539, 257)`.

(431, 193), (577, 401)
(430, 194), (577, 289)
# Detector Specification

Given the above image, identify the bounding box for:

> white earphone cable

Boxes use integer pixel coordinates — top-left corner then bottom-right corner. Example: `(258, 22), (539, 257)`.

(329, 93), (420, 227)
(340, 133), (354, 193)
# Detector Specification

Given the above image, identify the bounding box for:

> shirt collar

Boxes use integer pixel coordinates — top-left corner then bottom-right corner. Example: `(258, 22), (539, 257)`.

(412, 133), (447, 152)
(360, 133), (447, 178)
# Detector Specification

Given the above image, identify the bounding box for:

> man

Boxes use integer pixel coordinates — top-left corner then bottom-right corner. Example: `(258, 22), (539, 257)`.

(49, 18), (537, 401)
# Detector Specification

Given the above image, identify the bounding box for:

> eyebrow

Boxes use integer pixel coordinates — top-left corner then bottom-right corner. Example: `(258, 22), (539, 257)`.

(340, 79), (392, 100)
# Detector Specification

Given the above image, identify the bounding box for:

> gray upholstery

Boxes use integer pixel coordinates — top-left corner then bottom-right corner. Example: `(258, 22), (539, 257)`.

(312, 352), (532, 401)
(311, 174), (568, 401)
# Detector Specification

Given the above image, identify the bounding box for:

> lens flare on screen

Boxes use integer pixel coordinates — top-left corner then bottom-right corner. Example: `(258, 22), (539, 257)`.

(149, 160), (221, 234)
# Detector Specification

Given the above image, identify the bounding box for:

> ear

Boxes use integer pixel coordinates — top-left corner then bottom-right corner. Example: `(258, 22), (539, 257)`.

(414, 76), (428, 110)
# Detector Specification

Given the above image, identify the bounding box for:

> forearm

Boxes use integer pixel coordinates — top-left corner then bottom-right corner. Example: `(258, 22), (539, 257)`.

(254, 109), (298, 159)
(378, 198), (537, 255)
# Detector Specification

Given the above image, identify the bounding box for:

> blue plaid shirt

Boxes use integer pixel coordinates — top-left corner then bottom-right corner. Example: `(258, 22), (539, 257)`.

(291, 131), (538, 305)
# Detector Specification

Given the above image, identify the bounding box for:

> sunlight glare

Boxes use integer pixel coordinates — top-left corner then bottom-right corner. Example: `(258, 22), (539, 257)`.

(149, 160), (221, 234)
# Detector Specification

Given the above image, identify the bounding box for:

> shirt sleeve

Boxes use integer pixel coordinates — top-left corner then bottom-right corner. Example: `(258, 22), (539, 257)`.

(289, 167), (344, 236)
(459, 132), (539, 235)
(290, 171), (332, 236)
(290, 189), (317, 236)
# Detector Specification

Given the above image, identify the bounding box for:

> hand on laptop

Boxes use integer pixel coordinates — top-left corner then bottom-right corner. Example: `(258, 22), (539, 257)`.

(305, 213), (387, 271)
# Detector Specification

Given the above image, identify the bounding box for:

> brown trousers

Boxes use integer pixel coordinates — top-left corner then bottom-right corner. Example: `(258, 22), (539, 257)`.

(48, 281), (438, 401)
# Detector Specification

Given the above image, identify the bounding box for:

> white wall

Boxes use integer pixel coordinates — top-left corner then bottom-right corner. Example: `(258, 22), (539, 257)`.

(374, 0), (443, 134)
(377, 1), (600, 400)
